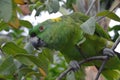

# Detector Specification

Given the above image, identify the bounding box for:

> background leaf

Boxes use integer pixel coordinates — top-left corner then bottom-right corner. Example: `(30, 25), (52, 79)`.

(0, 21), (9, 31)
(80, 16), (96, 35)
(15, 54), (50, 75)
(1, 42), (28, 55)
(66, 72), (76, 80)
(109, 25), (120, 41)
(97, 10), (120, 22)
(41, 48), (54, 63)
(46, 0), (60, 13)
(19, 67), (41, 79)
(0, 56), (16, 75)
(19, 20), (33, 28)
(0, 0), (12, 22)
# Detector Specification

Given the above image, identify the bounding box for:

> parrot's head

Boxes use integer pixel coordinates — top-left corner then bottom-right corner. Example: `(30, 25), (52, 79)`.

(29, 19), (63, 50)
(29, 24), (46, 50)
(29, 17), (82, 50)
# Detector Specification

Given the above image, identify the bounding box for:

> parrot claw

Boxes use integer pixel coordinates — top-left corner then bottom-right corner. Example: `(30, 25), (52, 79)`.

(103, 48), (115, 57)
(69, 60), (80, 72)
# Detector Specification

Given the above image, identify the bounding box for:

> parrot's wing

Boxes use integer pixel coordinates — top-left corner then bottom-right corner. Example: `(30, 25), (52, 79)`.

(95, 24), (110, 39)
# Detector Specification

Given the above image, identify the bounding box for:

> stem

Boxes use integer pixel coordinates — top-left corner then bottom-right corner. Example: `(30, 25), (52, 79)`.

(56, 56), (108, 80)
(85, 0), (97, 15)
(95, 56), (109, 80)
(111, 36), (120, 50)
(97, 0), (100, 13)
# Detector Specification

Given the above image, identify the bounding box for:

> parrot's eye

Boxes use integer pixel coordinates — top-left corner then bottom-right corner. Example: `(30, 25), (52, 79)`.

(39, 26), (44, 32)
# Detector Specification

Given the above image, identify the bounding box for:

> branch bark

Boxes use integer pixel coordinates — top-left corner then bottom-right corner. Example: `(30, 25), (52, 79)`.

(56, 56), (108, 80)
(85, 0), (97, 15)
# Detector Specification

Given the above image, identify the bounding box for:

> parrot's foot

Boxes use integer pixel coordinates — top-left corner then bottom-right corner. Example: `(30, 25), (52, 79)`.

(69, 60), (80, 72)
(103, 48), (115, 57)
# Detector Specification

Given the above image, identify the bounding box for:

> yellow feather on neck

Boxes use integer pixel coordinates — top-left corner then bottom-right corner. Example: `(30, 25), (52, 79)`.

(51, 17), (62, 22)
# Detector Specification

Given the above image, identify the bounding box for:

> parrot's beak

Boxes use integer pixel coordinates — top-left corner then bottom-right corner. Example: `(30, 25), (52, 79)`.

(30, 36), (46, 50)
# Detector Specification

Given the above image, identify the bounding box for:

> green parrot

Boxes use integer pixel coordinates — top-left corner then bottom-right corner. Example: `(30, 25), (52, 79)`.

(29, 12), (120, 79)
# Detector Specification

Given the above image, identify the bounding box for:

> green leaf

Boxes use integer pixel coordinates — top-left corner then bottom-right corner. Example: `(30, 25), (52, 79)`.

(41, 48), (54, 63)
(109, 25), (120, 41)
(66, 72), (76, 80)
(15, 54), (50, 74)
(97, 10), (120, 22)
(109, 25), (120, 31)
(0, 56), (16, 75)
(0, 0), (12, 22)
(24, 42), (34, 54)
(59, 6), (69, 15)
(15, 55), (34, 66)
(35, 5), (45, 16)
(10, 29), (24, 38)
(19, 67), (41, 78)
(66, 0), (76, 9)
(1, 42), (28, 55)
(0, 35), (11, 46)
(20, 68), (36, 74)
(38, 53), (50, 74)
(34, 1), (45, 16)
(19, 20), (33, 28)
(0, 20), (9, 31)
(80, 16), (96, 35)
(46, 0), (60, 13)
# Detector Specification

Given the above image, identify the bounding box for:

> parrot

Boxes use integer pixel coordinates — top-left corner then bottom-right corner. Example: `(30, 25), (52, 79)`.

(29, 12), (120, 79)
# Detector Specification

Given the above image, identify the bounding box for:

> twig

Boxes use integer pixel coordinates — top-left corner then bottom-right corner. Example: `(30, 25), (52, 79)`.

(95, 56), (109, 80)
(111, 36), (120, 59)
(97, 0), (100, 13)
(56, 56), (108, 80)
(85, 0), (97, 15)
(111, 36), (120, 50)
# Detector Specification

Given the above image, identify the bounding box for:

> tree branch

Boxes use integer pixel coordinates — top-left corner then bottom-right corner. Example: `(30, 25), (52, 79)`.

(85, 0), (97, 15)
(56, 56), (108, 80)
(95, 56), (109, 80)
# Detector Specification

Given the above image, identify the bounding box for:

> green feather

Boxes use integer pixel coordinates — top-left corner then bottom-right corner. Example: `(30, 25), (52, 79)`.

(29, 12), (120, 79)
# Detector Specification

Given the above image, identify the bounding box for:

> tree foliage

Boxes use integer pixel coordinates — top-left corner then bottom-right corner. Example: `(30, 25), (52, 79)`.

(0, 0), (120, 80)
